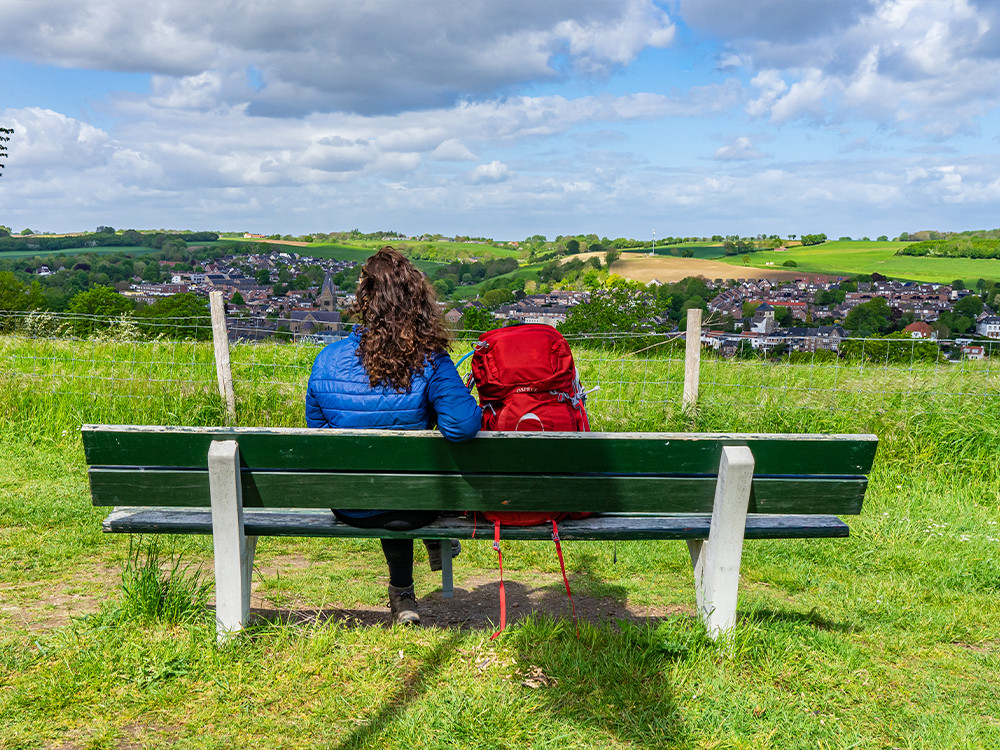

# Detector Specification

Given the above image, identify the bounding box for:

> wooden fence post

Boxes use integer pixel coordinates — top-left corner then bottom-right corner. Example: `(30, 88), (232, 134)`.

(683, 307), (702, 412)
(209, 291), (237, 425)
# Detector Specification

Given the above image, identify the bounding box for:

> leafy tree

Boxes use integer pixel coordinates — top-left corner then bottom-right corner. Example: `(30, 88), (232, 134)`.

(559, 285), (665, 348)
(137, 293), (211, 340)
(799, 233), (827, 246)
(603, 248), (621, 267)
(481, 289), (513, 308)
(255, 269), (271, 286)
(462, 306), (500, 332)
(844, 297), (891, 336)
(774, 305), (793, 326)
(67, 286), (134, 317)
(0, 271), (32, 313)
(936, 311), (973, 335)
(954, 294), (983, 318)
(432, 279), (452, 299)
(230, 291), (245, 305)
(680, 295), (707, 314)
(566, 239), (580, 254)
(66, 286), (134, 335)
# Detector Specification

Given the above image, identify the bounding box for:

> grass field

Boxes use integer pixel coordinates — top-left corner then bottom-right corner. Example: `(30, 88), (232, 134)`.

(0, 245), (165, 260)
(1, 334), (998, 748)
(722, 240), (1000, 285)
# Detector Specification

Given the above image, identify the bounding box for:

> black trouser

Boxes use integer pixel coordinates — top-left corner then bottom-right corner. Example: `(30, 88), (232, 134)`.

(332, 510), (439, 588)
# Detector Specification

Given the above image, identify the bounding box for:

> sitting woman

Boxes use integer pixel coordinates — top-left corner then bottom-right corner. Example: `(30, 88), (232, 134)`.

(305, 246), (480, 625)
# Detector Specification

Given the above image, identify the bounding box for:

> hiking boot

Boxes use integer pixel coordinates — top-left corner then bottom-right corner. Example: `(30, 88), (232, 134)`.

(424, 539), (462, 572)
(387, 585), (421, 626)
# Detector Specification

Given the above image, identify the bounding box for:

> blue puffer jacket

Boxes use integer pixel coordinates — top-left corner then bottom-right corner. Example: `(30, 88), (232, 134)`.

(306, 331), (480, 437)
(306, 332), (480, 519)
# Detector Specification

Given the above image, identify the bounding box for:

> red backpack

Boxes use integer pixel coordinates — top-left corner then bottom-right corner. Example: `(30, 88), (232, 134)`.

(466, 323), (594, 637)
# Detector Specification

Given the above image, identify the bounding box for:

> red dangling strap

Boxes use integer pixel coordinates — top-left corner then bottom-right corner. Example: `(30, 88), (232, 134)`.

(490, 520), (506, 640)
(552, 520), (579, 637)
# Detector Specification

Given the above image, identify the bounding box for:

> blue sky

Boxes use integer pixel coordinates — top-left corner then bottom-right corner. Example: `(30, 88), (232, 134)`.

(2, 0), (999, 241)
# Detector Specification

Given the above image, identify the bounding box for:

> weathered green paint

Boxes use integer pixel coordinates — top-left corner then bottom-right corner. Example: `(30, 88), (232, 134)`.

(88, 468), (867, 514)
(82, 425), (878, 477)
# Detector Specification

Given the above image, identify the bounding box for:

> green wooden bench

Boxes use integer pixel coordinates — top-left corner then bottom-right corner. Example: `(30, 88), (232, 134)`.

(82, 425), (878, 642)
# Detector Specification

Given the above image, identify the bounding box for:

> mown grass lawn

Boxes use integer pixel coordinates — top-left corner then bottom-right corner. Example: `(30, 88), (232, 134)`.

(1, 339), (998, 749)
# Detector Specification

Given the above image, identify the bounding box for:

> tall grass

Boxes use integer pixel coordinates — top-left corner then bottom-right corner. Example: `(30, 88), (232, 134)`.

(103, 537), (213, 626)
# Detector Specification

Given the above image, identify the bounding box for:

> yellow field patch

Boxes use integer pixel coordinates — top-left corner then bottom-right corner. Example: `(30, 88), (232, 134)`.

(609, 252), (802, 283)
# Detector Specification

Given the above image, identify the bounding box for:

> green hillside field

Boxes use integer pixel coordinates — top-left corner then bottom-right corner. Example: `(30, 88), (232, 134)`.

(0, 245), (165, 260)
(722, 240), (1000, 285)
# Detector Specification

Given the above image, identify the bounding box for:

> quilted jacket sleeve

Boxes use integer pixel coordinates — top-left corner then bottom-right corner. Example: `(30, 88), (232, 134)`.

(305, 374), (329, 428)
(426, 352), (481, 442)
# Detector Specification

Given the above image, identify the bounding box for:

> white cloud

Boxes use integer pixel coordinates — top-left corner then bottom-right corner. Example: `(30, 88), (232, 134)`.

(1, 107), (112, 170)
(714, 136), (768, 161)
(470, 161), (513, 184)
(0, 1), (678, 115)
(692, 0), (1000, 134)
(431, 140), (478, 162)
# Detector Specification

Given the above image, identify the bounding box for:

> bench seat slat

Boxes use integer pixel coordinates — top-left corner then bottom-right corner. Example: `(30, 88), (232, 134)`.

(88, 469), (868, 515)
(82, 426), (879, 477)
(102, 508), (850, 540)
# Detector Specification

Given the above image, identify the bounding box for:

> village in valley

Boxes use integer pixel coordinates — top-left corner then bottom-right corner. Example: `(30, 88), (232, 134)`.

(94, 240), (1000, 361)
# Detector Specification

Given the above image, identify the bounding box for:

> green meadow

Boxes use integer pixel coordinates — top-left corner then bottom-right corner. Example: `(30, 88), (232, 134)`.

(0, 245), (166, 260)
(1, 333), (998, 748)
(724, 240), (1000, 285)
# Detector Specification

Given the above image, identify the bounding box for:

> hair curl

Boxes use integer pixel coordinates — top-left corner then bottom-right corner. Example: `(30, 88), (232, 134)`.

(350, 246), (449, 391)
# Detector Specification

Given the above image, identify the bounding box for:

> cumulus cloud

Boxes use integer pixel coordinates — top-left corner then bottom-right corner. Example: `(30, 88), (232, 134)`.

(470, 161), (512, 183)
(0, 0), (677, 115)
(682, 0), (1000, 135)
(714, 136), (768, 161)
(1, 107), (112, 170)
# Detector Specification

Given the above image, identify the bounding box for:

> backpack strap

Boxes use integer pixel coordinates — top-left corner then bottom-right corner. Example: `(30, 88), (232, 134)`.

(552, 520), (579, 637)
(489, 519), (507, 640)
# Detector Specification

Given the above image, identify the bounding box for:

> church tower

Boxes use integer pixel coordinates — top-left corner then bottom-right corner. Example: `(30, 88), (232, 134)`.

(317, 271), (337, 311)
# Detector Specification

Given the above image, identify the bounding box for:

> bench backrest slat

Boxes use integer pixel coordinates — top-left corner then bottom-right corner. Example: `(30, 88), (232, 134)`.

(82, 426), (877, 516)
(86, 469), (869, 514)
(82, 426), (877, 476)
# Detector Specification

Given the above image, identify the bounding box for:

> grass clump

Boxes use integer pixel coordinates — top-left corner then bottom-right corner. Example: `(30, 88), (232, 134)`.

(104, 537), (212, 626)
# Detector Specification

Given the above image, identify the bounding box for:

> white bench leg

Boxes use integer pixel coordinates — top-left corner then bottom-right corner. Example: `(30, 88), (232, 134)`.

(441, 540), (454, 599)
(208, 440), (258, 643)
(687, 445), (755, 640)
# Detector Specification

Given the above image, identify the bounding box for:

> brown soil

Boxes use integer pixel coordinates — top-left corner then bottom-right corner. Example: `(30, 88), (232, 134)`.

(0, 564), (120, 631)
(609, 252), (802, 284)
(5, 555), (690, 634)
(247, 573), (692, 631)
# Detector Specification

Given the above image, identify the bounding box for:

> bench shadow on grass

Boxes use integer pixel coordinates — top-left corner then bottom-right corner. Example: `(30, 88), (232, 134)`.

(247, 556), (696, 749)
(247, 551), (691, 631)
(741, 606), (859, 634)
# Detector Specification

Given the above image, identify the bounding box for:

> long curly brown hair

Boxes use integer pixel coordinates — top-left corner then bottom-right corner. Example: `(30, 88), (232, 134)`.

(350, 246), (450, 391)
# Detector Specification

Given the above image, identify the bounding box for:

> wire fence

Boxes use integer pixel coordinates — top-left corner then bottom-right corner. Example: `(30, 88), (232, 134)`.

(2, 309), (999, 437)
